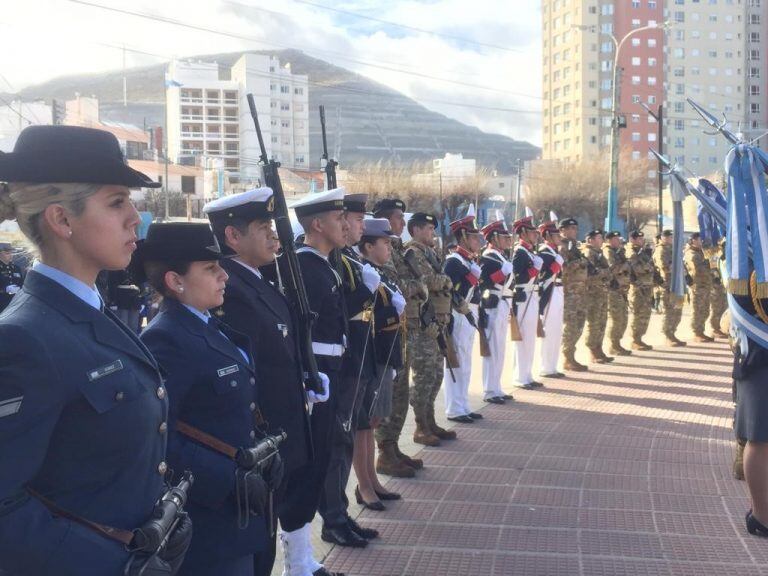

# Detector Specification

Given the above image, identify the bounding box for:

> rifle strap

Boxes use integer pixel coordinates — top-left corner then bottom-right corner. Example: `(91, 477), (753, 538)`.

(177, 420), (238, 460)
(26, 487), (135, 546)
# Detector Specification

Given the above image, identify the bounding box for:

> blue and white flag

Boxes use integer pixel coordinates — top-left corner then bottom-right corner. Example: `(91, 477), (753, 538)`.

(696, 179), (726, 246)
(164, 72), (183, 88)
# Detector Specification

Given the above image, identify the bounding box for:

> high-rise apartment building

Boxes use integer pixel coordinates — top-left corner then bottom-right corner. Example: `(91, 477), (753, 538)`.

(166, 54), (309, 180)
(542, 0), (766, 178)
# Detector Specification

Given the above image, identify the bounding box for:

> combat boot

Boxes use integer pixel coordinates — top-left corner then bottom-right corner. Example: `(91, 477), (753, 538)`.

(563, 353), (588, 372)
(693, 333), (715, 343)
(631, 339), (652, 351)
(394, 444), (424, 470)
(589, 347), (608, 364)
(733, 438), (746, 481)
(427, 410), (457, 441)
(376, 441), (416, 478)
(597, 348), (614, 362)
(712, 328), (729, 339)
(665, 335), (685, 347)
(609, 341), (632, 356)
(413, 415), (441, 447)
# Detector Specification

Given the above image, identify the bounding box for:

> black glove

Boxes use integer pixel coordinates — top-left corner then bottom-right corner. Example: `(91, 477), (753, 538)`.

(245, 471), (269, 516)
(127, 554), (173, 576)
(263, 452), (285, 491)
(158, 512), (193, 575)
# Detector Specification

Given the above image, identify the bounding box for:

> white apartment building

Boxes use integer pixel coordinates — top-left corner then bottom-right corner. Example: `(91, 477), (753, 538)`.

(0, 100), (53, 152)
(666, 0), (768, 176)
(166, 54), (309, 180)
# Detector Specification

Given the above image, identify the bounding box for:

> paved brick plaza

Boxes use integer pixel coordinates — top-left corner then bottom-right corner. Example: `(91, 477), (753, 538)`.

(320, 319), (766, 576)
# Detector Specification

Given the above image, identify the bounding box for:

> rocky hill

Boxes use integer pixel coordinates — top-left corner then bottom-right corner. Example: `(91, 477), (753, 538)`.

(9, 49), (539, 172)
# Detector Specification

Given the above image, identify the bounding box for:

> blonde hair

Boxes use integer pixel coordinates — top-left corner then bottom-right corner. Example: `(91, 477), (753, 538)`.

(0, 182), (101, 247)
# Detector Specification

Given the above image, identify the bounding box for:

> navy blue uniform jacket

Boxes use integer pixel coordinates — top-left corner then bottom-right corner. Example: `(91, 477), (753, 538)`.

(0, 270), (168, 576)
(216, 258), (312, 474)
(140, 299), (266, 560)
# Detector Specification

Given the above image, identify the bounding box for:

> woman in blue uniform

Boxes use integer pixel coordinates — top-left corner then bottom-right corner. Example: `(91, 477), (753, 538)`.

(136, 222), (281, 576)
(0, 125), (192, 575)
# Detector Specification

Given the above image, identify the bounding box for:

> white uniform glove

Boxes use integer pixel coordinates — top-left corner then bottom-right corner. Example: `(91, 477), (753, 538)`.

(501, 261), (514, 276)
(531, 255), (543, 270)
(306, 372), (330, 404)
(554, 254), (564, 265)
(361, 263), (381, 293)
(5, 285), (20, 295)
(391, 291), (406, 316)
(469, 262), (482, 278)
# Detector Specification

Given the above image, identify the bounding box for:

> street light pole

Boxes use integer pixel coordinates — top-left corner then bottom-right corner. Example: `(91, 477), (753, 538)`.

(603, 22), (668, 233)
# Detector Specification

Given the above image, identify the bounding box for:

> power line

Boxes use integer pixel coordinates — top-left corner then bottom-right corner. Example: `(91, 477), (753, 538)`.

(232, 0), (523, 54)
(63, 0), (537, 103)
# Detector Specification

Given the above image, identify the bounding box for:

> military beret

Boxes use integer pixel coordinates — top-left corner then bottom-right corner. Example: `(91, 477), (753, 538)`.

(689, 232), (701, 240)
(605, 231), (621, 240)
(585, 229), (604, 240)
(558, 218), (578, 228)
(409, 212), (438, 227)
(629, 230), (644, 239)
(372, 198), (406, 216)
(661, 229), (674, 237)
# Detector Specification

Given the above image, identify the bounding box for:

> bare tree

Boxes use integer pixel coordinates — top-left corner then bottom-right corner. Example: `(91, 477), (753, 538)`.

(526, 148), (655, 231)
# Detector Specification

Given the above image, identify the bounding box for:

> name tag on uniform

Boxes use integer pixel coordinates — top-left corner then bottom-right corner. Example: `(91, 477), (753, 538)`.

(0, 395), (22, 418)
(217, 365), (239, 377)
(87, 359), (124, 382)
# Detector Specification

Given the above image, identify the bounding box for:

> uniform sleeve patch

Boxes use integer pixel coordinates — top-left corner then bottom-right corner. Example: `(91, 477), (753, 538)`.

(0, 396), (23, 418)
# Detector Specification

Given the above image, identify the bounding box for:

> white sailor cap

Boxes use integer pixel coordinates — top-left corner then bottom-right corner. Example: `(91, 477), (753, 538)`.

(203, 187), (275, 227)
(343, 192), (368, 213)
(291, 187), (346, 218)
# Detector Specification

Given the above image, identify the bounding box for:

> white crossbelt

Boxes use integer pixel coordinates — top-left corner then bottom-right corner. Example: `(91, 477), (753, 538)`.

(312, 342), (346, 357)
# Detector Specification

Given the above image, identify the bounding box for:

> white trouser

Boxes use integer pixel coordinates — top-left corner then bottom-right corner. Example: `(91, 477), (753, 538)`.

(444, 304), (477, 417)
(482, 299), (510, 399)
(539, 286), (564, 375)
(513, 291), (540, 385)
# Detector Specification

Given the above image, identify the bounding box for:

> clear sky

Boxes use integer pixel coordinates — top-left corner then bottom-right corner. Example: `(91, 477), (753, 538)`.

(0, 0), (543, 146)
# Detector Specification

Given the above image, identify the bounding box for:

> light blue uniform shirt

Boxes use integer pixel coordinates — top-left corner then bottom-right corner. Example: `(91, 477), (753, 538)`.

(33, 263), (102, 310)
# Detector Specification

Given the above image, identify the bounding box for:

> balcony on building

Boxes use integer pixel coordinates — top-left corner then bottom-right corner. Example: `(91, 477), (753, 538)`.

(223, 91), (238, 105)
(223, 107), (238, 122)
(224, 158), (239, 170)
(224, 126), (239, 139)
(224, 143), (239, 156)
(206, 124), (222, 138)
(206, 107), (221, 122)
(206, 89), (220, 104)
(206, 143), (221, 154)
(180, 89), (203, 104)
(181, 107), (204, 121)
(181, 123), (203, 138)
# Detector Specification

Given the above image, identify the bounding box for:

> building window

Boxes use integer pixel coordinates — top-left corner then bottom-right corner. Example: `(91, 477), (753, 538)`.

(280, 103), (290, 111)
(751, 32), (761, 43)
(752, 103), (762, 114)
(280, 85), (290, 94)
(632, 57), (641, 66)
(294, 87), (304, 95)
(632, 132), (641, 142)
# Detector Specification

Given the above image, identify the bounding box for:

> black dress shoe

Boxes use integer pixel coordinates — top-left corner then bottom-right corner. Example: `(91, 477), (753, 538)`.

(515, 383), (534, 390)
(348, 516), (379, 540)
(746, 510), (768, 537)
(321, 524), (369, 548)
(468, 412), (484, 419)
(314, 568), (345, 576)
(541, 372), (565, 379)
(354, 486), (385, 511)
(447, 415), (475, 424)
(529, 381), (544, 388)
(374, 488), (402, 501)
(502, 394), (514, 400)
(485, 396), (506, 404)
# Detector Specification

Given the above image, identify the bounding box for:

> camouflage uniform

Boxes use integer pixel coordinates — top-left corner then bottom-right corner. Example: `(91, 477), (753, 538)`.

(560, 239), (589, 365)
(684, 243), (713, 337)
(708, 248), (728, 334)
(375, 237), (427, 448)
(653, 242), (684, 340)
(402, 240), (453, 445)
(583, 244), (611, 354)
(603, 243), (632, 353)
(627, 243), (656, 345)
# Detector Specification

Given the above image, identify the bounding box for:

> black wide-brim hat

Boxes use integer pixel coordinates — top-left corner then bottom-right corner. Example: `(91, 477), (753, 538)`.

(129, 222), (224, 283)
(0, 125), (160, 188)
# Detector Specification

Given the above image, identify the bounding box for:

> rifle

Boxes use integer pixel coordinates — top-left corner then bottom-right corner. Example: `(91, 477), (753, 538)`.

(319, 105), (338, 189)
(126, 472), (194, 576)
(246, 94), (323, 394)
(234, 431), (287, 533)
(451, 289), (491, 357)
